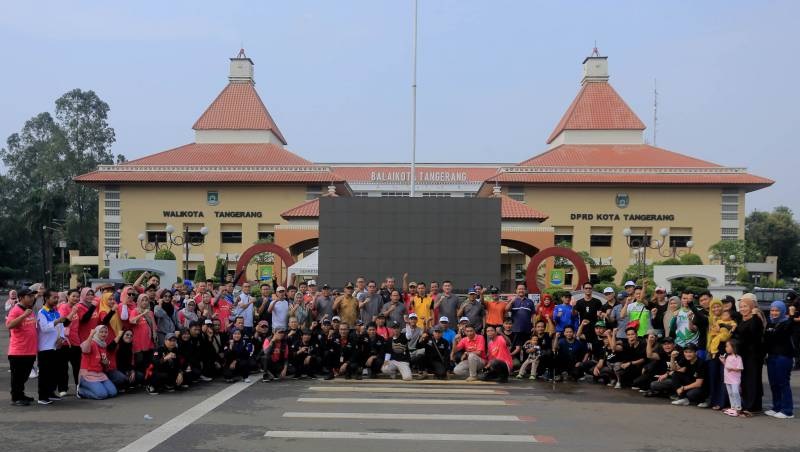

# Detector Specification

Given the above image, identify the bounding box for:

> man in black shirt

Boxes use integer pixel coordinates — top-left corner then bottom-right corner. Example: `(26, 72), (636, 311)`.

(323, 323), (360, 380)
(574, 283), (603, 341)
(420, 326), (451, 379)
(634, 335), (676, 392)
(611, 327), (647, 389)
(360, 323), (387, 378)
(648, 343), (707, 405)
(382, 321), (413, 381)
(291, 330), (319, 379)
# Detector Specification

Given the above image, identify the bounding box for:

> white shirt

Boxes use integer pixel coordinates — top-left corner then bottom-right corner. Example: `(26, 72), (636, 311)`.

(37, 307), (66, 351)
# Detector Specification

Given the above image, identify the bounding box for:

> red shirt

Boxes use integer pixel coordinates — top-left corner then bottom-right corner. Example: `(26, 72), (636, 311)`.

(80, 341), (108, 373)
(58, 303), (81, 346)
(76, 301), (100, 343)
(131, 310), (155, 353)
(456, 334), (486, 360)
(487, 335), (513, 371)
(213, 299), (233, 332)
(6, 304), (38, 356)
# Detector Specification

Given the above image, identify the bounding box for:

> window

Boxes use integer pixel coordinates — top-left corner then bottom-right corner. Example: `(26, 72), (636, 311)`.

(104, 209), (120, 216)
(721, 228), (739, 235)
(104, 223), (120, 230)
(554, 226), (574, 247)
(463, 192), (477, 198)
(104, 200), (120, 208)
(221, 231), (242, 244)
(258, 231), (275, 242)
(590, 226), (612, 247)
(353, 191), (369, 197)
(422, 192), (451, 198)
(380, 191), (410, 197)
(306, 185), (323, 200)
(104, 190), (120, 200)
(629, 235), (651, 247)
(104, 238), (120, 246)
(721, 204), (738, 212)
(185, 231), (204, 243)
(721, 195), (739, 204)
(590, 235), (612, 247)
(721, 213), (738, 221)
(670, 236), (692, 247)
(105, 230), (120, 238)
(147, 231), (167, 243)
(508, 185), (524, 202)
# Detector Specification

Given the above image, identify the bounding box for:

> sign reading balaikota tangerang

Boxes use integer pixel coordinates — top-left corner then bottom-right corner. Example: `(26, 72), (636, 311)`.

(570, 213), (676, 221)
(162, 210), (263, 218)
(370, 170), (468, 183)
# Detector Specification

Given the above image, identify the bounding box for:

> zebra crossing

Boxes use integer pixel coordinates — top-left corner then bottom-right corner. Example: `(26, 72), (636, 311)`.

(264, 380), (556, 445)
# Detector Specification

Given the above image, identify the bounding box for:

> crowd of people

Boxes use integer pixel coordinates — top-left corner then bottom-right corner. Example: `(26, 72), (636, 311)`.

(4, 274), (797, 419)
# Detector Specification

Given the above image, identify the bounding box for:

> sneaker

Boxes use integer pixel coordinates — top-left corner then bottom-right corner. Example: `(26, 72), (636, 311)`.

(638, 389), (648, 393)
(12, 400), (30, 406)
(764, 410), (777, 417)
(146, 386), (159, 395)
(697, 402), (710, 408)
(261, 376), (271, 382)
(669, 395), (679, 401)
(671, 398), (690, 406)
(199, 376), (213, 382)
(516, 374), (524, 379)
(631, 386), (640, 390)
(773, 412), (795, 419)
(529, 375), (537, 381)
(29, 368), (38, 379)
(57, 391), (68, 397)
(244, 377), (252, 383)
(37, 399), (52, 405)
(465, 376), (478, 382)
(48, 394), (62, 401)
(607, 380), (616, 387)
(614, 382), (622, 389)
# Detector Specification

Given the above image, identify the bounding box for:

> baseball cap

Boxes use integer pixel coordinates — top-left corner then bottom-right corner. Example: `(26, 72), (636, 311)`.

(308, 280), (317, 286)
(661, 337), (675, 344)
(432, 326), (443, 332)
(408, 313), (418, 319)
(390, 321), (403, 329)
(595, 320), (607, 328)
(603, 287), (615, 294)
(617, 292), (627, 301)
(321, 284), (331, 289)
(489, 286), (500, 294)
(785, 292), (797, 301)
(683, 343), (698, 351)
(332, 315), (341, 321)
(17, 288), (33, 297)
(165, 333), (177, 341)
(408, 281), (417, 287)
(276, 286), (286, 292)
(356, 319), (364, 326)
(322, 319), (332, 325)
(439, 316), (449, 323)
(458, 316), (469, 323)
(624, 281), (636, 287)
(204, 319), (213, 325)
(655, 286), (666, 293)
(344, 282), (354, 289)
(301, 329), (312, 335)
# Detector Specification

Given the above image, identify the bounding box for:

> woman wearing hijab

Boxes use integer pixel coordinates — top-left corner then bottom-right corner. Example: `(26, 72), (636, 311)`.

(4, 289), (18, 312)
(98, 287), (123, 341)
(534, 294), (555, 334)
(733, 294), (764, 416)
(764, 300), (794, 419)
(662, 296), (680, 336)
(706, 299), (728, 410)
(76, 287), (100, 343)
(178, 300), (200, 329)
(130, 294), (157, 374)
(77, 325), (118, 400)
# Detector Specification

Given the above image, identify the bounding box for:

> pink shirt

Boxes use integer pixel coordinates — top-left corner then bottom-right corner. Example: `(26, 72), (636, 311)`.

(456, 335), (486, 360)
(723, 354), (744, 385)
(487, 335), (513, 371)
(6, 304), (38, 356)
(58, 303), (81, 346)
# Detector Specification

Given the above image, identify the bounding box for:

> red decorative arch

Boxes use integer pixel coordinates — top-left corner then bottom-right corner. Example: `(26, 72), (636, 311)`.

(234, 243), (295, 286)
(526, 246), (590, 294)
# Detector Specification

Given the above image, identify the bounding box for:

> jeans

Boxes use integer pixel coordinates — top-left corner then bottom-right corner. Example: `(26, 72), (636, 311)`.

(106, 370), (130, 389)
(78, 377), (118, 399)
(707, 358), (728, 408)
(726, 383), (742, 411)
(482, 359), (510, 382)
(8, 355), (36, 401)
(766, 355), (794, 416)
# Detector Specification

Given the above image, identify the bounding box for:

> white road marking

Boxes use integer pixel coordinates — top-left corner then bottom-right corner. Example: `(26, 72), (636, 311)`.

(282, 412), (525, 421)
(307, 386), (508, 395)
(297, 397), (519, 405)
(323, 378), (498, 385)
(116, 379), (256, 452)
(265, 431), (548, 443)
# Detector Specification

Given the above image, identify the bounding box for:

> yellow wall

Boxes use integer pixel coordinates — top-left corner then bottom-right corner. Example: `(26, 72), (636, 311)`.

(102, 184), (309, 280)
(516, 185), (745, 277)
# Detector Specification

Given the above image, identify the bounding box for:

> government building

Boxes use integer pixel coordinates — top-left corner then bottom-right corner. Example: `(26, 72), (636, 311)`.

(75, 51), (772, 290)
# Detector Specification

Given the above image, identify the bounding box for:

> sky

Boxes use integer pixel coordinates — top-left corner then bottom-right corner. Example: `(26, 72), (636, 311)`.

(1, 1), (798, 214)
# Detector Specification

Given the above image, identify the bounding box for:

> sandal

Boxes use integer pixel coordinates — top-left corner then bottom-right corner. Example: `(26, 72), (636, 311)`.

(712, 406), (721, 411)
(723, 408), (739, 417)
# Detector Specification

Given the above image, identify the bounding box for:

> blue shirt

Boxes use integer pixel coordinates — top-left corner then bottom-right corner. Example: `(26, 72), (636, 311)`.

(442, 329), (456, 345)
(510, 297), (535, 333)
(553, 304), (578, 333)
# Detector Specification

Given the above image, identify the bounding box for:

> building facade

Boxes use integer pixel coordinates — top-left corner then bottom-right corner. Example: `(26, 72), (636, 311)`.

(76, 51), (772, 288)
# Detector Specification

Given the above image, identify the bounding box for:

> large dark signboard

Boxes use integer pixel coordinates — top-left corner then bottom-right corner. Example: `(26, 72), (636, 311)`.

(319, 197), (500, 292)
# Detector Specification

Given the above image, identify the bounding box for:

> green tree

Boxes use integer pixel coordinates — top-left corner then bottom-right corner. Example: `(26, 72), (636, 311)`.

(213, 258), (226, 282)
(155, 248), (176, 260)
(597, 266), (617, 282)
(746, 207), (800, 277)
(195, 263), (207, 282)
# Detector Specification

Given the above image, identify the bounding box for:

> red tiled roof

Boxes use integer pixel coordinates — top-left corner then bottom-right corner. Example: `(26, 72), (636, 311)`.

(192, 82), (287, 144)
(74, 170), (344, 184)
(331, 166), (500, 184)
(488, 171), (774, 189)
(281, 198), (320, 218)
(546, 82), (645, 143)
(499, 195), (548, 220)
(519, 144), (721, 167)
(122, 143), (311, 166)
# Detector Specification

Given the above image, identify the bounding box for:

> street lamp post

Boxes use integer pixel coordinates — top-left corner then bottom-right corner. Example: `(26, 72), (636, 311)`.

(623, 227), (694, 281)
(708, 253), (737, 284)
(138, 225), (209, 281)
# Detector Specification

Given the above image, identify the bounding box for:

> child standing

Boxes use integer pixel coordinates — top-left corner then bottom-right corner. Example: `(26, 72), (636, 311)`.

(721, 340), (744, 417)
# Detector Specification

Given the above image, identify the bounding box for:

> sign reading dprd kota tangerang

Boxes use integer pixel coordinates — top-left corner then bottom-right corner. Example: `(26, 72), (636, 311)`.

(162, 211), (263, 218)
(570, 213), (676, 221)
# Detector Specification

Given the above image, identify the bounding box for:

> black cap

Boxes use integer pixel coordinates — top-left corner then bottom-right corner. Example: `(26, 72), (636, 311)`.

(785, 292), (797, 301)
(301, 329), (312, 335)
(660, 336), (675, 344)
(356, 320), (364, 326)
(683, 343), (698, 351)
(17, 288), (33, 297)
(489, 286), (500, 294)
(321, 284), (331, 289)
(344, 282), (354, 289)
(322, 319), (332, 325)
(390, 321), (402, 329)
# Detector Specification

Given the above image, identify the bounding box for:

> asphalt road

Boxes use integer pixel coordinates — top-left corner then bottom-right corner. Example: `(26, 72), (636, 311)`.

(1, 308), (798, 452)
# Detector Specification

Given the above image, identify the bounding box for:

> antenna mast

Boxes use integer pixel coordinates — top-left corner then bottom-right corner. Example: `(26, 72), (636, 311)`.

(653, 78), (658, 146)
(410, 0), (418, 197)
